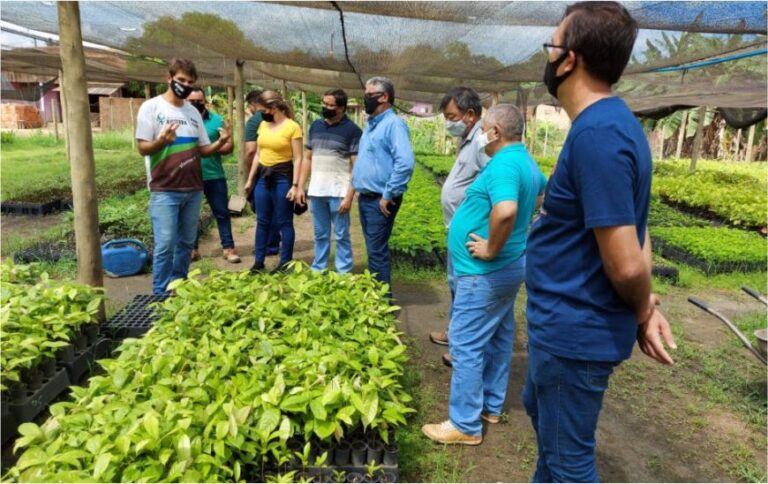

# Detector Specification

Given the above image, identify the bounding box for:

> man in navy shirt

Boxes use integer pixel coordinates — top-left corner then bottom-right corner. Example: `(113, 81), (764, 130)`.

(524, 2), (676, 481)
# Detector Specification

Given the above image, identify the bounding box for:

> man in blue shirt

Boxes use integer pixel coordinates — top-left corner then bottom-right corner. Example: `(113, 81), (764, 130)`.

(352, 77), (415, 296)
(525, 2), (676, 481)
(422, 104), (546, 446)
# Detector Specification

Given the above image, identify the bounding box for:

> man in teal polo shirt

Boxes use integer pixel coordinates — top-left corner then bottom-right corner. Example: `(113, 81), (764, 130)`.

(423, 104), (546, 445)
(188, 88), (240, 263)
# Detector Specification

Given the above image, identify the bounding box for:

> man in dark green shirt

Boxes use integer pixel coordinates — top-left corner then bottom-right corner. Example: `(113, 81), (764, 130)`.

(188, 88), (240, 263)
(244, 90), (280, 255)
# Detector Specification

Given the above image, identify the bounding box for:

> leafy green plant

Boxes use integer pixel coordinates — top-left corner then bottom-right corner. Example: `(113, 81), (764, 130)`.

(0, 261), (104, 390)
(651, 226), (767, 274)
(6, 264), (414, 482)
(653, 160), (767, 227)
(390, 165), (446, 258)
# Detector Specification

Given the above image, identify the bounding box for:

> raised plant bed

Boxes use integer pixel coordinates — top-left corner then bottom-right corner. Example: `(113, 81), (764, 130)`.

(0, 199), (67, 216)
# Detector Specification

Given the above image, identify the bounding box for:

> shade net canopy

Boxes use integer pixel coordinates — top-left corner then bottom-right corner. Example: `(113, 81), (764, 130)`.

(1, 1), (766, 112)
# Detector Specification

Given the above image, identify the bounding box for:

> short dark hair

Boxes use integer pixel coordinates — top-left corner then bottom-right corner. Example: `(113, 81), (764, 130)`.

(439, 87), (483, 117)
(189, 87), (205, 97)
(324, 89), (348, 109)
(168, 58), (197, 81)
(246, 90), (263, 105)
(562, 1), (638, 86)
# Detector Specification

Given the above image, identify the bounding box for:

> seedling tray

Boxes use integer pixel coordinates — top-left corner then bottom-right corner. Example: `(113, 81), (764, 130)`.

(8, 367), (70, 423)
(652, 238), (765, 275)
(13, 242), (77, 264)
(285, 465), (399, 483)
(63, 338), (113, 384)
(104, 294), (167, 339)
(0, 199), (65, 216)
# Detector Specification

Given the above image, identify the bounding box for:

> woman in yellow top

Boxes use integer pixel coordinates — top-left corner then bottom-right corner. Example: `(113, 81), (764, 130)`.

(244, 90), (304, 272)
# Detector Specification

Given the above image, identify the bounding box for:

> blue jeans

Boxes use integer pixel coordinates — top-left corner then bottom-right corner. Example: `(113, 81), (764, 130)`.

(253, 174), (294, 265)
(448, 256), (526, 436)
(149, 190), (203, 295)
(448, 256), (525, 436)
(197, 178), (234, 249)
(310, 196), (352, 273)
(522, 344), (618, 483)
(447, 251), (456, 321)
(358, 194), (402, 296)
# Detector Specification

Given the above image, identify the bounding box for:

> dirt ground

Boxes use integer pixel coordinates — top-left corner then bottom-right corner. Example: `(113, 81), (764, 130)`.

(3, 207), (766, 482)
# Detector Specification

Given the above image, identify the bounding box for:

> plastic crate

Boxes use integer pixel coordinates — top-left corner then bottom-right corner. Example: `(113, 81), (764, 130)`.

(105, 294), (167, 339)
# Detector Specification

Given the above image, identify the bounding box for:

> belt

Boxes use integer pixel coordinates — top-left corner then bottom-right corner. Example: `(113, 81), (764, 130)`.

(359, 192), (382, 198)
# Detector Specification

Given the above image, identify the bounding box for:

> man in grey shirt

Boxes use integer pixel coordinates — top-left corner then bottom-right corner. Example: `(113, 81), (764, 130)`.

(430, 87), (489, 357)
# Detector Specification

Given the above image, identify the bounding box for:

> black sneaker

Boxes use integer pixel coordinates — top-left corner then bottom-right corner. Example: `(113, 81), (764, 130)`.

(250, 261), (266, 274)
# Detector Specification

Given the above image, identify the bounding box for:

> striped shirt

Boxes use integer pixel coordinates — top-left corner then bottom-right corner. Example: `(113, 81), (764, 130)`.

(305, 116), (362, 198)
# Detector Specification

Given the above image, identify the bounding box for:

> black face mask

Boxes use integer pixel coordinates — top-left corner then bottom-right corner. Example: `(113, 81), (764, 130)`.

(321, 108), (337, 119)
(170, 79), (193, 100)
(261, 112), (275, 123)
(364, 95), (382, 115)
(543, 50), (574, 99)
(190, 101), (207, 117)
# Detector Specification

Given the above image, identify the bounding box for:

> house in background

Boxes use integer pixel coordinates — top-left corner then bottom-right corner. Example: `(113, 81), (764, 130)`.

(1, 71), (125, 128)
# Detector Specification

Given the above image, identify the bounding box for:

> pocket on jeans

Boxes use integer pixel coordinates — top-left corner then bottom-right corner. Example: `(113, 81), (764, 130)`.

(577, 360), (616, 392)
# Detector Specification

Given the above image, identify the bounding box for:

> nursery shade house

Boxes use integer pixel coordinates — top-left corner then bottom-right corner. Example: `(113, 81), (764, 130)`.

(1, 1), (766, 112)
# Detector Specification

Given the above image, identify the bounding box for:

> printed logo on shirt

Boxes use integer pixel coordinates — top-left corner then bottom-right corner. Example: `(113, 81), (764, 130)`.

(155, 113), (198, 129)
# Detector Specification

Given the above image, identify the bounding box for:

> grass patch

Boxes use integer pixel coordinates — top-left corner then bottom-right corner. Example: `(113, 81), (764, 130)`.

(397, 337), (470, 483)
(1, 130), (145, 202)
(392, 263), (446, 283)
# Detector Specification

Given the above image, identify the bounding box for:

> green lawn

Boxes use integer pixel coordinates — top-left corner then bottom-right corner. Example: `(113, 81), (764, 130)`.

(1, 130), (145, 202)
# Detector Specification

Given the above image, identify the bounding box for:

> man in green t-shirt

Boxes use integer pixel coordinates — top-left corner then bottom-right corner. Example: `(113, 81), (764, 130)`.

(244, 90), (280, 255)
(188, 88), (240, 263)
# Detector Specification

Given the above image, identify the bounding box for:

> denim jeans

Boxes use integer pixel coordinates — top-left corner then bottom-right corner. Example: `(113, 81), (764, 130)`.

(149, 190), (203, 295)
(253, 174), (294, 265)
(448, 256), (526, 436)
(522, 344), (618, 483)
(447, 251), (456, 321)
(310, 196), (352, 273)
(358, 194), (402, 296)
(196, 178), (234, 250)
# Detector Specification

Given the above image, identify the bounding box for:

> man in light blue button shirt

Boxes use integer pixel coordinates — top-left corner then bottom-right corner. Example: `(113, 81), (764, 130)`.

(351, 76), (415, 297)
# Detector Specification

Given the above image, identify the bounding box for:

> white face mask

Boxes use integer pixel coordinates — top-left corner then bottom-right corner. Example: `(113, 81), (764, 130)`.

(445, 118), (467, 137)
(477, 130), (491, 153)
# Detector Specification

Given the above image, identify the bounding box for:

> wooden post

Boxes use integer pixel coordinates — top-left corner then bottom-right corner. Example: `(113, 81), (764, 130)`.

(491, 92), (500, 107)
(657, 127), (664, 160)
(57, 1), (104, 304)
(144, 82), (151, 99)
(128, 98), (136, 150)
(59, 69), (70, 161)
(689, 106), (706, 173)
(52, 95), (60, 141)
(235, 60), (247, 196)
(733, 129), (742, 160)
(675, 110), (687, 159)
(282, 80), (289, 101)
(227, 86), (234, 129)
(301, 90), (308, 136)
(528, 105), (537, 155)
(543, 123), (550, 158)
(745, 124), (756, 162)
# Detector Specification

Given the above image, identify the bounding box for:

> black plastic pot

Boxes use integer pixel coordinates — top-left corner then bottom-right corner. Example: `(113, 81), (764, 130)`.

(383, 443), (399, 466)
(55, 343), (75, 364)
(24, 367), (43, 391)
(379, 471), (397, 483)
(366, 438), (384, 465)
(84, 323), (100, 344)
(40, 357), (57, 378)
(333, 440), (351, 466)
(362, 474), (379, 483)
(73, 330), (88, 352)
(351, 440), (368, 466)
(9, 382), (26, 403)
(287, 437), (304, 467)
(346, 472), (365, 483)
(317, 440), (334, 465)
(295, 471), (313, 482)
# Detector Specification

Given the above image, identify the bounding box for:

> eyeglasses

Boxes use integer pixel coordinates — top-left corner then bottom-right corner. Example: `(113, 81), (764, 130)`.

(542, 43), (569, 56)
(364, 91), (385, 99)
